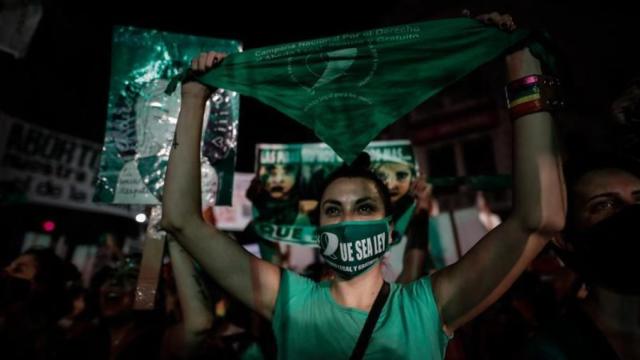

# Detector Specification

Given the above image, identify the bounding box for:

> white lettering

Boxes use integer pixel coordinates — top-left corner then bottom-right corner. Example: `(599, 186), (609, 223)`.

(355, 240), (363, 260)
(364, 238), (373, 258)
(377, 233), (385, 253)
(339, 243), (349, 261)
(347, 243), (354, 261)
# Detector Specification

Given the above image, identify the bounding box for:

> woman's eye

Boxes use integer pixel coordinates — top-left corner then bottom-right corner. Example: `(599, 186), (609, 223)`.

(590, 199), (617, 213)
(358, 204), (375, 214)
(324, 207), (340, 217)
(396, 171), (409, 181)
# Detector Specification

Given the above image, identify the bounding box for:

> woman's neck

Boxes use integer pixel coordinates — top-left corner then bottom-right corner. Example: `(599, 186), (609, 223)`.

(582, 286), (640, 360)
(583, 286), (640, 333)
(330, 264), (385, 312)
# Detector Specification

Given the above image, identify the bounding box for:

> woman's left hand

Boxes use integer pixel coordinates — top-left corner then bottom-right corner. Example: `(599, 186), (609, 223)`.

(410, 176), (432, 215)
(467, 10), (517, 32)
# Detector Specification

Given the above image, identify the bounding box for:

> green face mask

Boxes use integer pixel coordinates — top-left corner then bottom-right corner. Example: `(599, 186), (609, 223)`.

(317, 217), (391, 279)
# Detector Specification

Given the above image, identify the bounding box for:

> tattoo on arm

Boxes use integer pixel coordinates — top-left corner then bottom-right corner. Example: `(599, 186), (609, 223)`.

(172, 130), (179, 149)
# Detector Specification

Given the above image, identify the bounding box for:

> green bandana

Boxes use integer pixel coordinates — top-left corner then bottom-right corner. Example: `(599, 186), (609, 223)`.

(168, 18), (530, 163)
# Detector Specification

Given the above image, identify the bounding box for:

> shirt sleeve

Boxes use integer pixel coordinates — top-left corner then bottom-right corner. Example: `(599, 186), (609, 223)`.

(405, 276), (453, 341)
(272, 269), (316, 322)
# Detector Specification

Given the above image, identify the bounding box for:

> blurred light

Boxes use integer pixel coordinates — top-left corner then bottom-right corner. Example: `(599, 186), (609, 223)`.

(42, 220), (56, 233)
(135, 213), (147, 223)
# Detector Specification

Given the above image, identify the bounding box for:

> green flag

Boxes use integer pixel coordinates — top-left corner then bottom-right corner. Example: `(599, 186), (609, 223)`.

(168, 18), (530, 163)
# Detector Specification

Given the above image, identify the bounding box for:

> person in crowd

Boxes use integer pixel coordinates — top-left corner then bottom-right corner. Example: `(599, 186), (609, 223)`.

(161, 13), (566, 359)
(1, 247), (78, 359)
(522, 153), (640, 360)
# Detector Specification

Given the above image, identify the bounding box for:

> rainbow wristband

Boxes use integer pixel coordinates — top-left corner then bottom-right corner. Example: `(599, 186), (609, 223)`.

(505, 75), (563, 120)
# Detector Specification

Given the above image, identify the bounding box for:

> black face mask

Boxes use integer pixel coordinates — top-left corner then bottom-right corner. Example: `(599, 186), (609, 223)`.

(562, 204), (640, 295)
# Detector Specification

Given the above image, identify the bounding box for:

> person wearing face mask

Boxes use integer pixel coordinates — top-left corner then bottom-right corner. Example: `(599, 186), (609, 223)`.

(522, 153), (640, 360)
(161, 13), (566, 359)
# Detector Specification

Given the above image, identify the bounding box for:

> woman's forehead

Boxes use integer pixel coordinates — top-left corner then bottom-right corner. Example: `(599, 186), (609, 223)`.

(377, 162), (410, 171)
(575, 168), (640, 197)
(322, 177), (381, 202)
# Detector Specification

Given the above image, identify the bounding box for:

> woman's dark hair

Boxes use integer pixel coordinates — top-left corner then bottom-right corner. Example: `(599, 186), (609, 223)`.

(311, 152), (392, 224)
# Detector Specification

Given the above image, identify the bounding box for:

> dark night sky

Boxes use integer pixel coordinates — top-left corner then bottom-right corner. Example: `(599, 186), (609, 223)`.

(1, 0), (638, 171)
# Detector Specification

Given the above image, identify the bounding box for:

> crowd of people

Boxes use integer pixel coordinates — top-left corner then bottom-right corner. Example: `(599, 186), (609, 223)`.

(2, 11), (638, 360)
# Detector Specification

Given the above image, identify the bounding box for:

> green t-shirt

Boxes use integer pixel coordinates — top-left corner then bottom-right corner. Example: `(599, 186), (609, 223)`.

(272, 270), (450, 359)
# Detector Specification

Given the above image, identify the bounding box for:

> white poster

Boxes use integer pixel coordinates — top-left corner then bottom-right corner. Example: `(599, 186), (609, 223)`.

(453, 207), (489, 255)
(0, 112), (136, 217)
(429, 215), (459, 269)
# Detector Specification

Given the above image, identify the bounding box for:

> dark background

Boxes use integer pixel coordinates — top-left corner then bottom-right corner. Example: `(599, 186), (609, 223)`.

(1, 0), (638, 172)
(1, 0), (638, 260)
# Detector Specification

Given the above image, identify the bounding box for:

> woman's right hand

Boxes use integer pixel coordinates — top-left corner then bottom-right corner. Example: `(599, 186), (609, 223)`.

(181, 51), (227, 100)
(410, 175), (432, 215)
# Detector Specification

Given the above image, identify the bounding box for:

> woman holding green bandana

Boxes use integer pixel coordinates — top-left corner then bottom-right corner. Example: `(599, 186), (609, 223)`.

(161, 13), (566, 359)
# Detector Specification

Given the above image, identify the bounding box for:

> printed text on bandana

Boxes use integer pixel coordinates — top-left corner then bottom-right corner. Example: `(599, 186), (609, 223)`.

(344, 232), (386, 261)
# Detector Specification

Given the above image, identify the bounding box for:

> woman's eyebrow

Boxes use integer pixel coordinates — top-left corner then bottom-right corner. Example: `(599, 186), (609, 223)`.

(321, 199), (342, 207)
(586, 192), (618, 202)
(355, 197), (376, 205)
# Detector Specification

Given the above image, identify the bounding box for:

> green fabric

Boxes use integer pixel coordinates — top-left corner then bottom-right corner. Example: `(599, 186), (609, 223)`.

(168, 18), (529, 164)
(239, 342), (266, 360)
(272, 270), (449, 359)
(392, 201), (416, 245)
(253, 222), (319, 246)
(137, 156), (167, 200)
(257, 238), (281, 263)
(317, 218), (390, 279)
